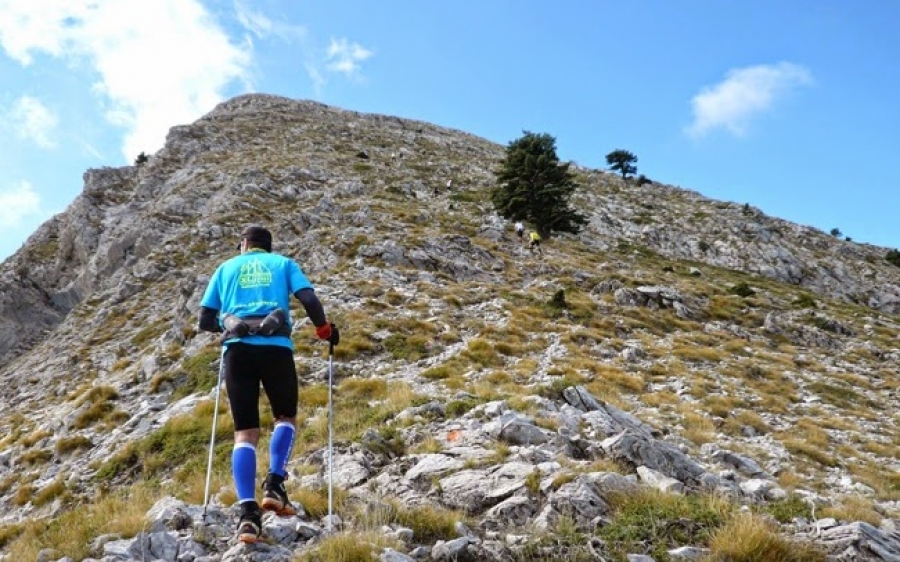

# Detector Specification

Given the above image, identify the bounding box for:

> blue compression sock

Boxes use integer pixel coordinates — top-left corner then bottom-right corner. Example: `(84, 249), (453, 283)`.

(232, 442), (257, 502)
(269, 421), (296, 477)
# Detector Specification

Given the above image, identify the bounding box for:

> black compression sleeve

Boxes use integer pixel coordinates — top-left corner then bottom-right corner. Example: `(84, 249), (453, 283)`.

(199, 306), (223, 332)
(295, 288), (327, 327)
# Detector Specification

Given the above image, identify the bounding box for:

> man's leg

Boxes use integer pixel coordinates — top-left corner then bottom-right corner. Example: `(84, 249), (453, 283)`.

(225, 344), (265, 542)
(269, 418), (296, 478)
(233, 429), (261, 502)
(260, 347), (300, 516)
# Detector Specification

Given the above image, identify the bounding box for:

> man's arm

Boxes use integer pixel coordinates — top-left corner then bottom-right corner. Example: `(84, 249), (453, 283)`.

(294, 288), (327, 326)
(199, 306), (223, 332)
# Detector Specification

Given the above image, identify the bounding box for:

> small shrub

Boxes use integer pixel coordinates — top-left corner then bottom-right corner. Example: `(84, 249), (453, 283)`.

(728, 282), (756, 298)
(548, 289), (568, 310)
(698, 240), (710, 253)
(793, 294), (817, 309)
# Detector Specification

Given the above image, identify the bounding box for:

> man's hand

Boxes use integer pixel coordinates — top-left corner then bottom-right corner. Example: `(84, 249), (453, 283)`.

(315, 322), (340, 346)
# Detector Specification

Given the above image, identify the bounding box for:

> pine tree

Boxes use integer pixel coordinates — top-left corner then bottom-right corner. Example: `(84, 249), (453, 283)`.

(605, 149), (638, 179)
(491, 131), (587, 238)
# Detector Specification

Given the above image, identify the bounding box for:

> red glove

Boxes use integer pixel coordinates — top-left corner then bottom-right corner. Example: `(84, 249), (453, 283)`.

(315, 323), (332, 341)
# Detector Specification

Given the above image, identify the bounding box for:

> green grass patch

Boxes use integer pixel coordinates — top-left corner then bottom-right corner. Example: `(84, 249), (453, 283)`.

(599, 489), (730, 560)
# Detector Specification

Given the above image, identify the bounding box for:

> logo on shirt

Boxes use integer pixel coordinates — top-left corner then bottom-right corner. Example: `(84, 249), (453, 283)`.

(239, 258), (273, 288)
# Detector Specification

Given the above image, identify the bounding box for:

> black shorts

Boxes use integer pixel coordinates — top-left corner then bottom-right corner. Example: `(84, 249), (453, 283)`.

(224, 343), (297, 431)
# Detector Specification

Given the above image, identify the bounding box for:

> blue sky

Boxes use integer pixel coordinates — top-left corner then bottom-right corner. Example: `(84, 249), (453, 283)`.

(1, 1), (898, 261)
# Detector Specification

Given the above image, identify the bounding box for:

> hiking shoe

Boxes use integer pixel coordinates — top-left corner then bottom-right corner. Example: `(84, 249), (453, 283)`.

(261, 473), (297, 516)
(237, 501), (263, 544)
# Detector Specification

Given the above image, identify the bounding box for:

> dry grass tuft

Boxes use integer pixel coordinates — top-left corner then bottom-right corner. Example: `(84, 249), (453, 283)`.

(707, 512), (826, 562)
(5, 484), (161, 560)
(821, 495), (881, 526)
(296, 531), (398, 562)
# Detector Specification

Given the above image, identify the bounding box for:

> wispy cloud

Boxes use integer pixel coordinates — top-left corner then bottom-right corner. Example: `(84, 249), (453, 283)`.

(9, 95), (58, 148)
(0, 0), (252, 161)
(304, 62), (326, 94)
(0, 181), (41, 225)
(234, 0), (307, 42)
(233, 1), (361, 95)
(326, 37), (373, 78)
(685, 62), (813, 138)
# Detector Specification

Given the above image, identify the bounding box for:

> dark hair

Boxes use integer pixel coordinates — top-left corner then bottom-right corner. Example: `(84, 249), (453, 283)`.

(241, 225), (272, 252)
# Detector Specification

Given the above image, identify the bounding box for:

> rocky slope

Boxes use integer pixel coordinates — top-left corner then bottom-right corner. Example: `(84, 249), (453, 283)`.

(1, 93), (900, 561)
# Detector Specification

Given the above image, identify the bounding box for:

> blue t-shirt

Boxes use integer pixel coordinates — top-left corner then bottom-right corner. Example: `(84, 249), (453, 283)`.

(200, 249), (313, 349)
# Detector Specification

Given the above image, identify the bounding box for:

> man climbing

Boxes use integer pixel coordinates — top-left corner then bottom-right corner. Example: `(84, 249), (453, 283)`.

(198, 225), (340, 544)
(529, 230), (543, 255)
(514, 221), (524, 241)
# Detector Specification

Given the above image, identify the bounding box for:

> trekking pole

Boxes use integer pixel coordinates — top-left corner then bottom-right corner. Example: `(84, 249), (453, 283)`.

(327, 339), (335, 532)
(202, 346), (226, 517)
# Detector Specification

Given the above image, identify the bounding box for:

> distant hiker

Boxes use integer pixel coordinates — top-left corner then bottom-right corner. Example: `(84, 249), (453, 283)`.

(514, 221), (524, 240)
(198, 225), (340, 544)
(446, 179), (452, 190)
(529, 230), (543, 255)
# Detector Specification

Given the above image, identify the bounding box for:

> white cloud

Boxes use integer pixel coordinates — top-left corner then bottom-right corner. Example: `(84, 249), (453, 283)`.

(0, 180), (41, 225)
(0, 0), (252, 161)
(685, 62), (813, 138)
(326, 37), (372, 78)
(9, 95), (58, 148)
